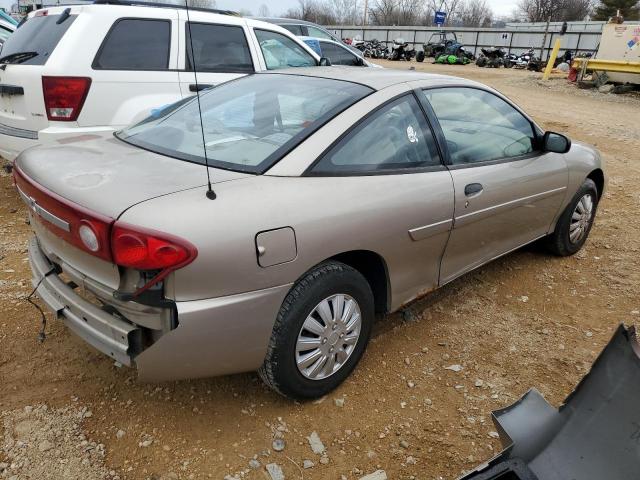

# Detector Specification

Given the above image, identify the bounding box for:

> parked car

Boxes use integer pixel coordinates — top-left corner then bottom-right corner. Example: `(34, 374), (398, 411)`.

(300, 36), (380, 67)
(256, 17), (363, 56)
(15, 68), (605, 399)
(0, 2), (320, 161)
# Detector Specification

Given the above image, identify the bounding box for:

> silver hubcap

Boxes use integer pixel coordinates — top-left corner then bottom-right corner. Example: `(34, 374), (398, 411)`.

(295, 294), (362, 380)
(570, 194), (594, 244)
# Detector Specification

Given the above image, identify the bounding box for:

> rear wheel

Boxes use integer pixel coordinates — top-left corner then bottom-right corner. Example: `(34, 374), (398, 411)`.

(259, 261), (374, 399)
(476, 56), (487, 67)
(546, 179), (598, 256)
(416, 50), (425, 62)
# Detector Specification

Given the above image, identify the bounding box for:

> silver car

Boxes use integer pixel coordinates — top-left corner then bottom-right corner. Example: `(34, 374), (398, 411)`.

(15, 68), (605, 399)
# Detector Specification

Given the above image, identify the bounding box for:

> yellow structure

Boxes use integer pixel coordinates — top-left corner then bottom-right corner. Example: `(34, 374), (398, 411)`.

(543, 38), (562, 80)
(572, 58), (640, 75)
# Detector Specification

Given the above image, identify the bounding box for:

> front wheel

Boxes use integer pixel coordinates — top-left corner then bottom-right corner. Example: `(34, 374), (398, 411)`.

(546, 178), (599, 256)
(416, 50), (425, 62)
(259, 261), (374, 399)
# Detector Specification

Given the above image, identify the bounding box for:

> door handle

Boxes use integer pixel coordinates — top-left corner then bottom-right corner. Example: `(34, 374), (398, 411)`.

(189, 83), (213, 92)
(464, 183), (483, 196)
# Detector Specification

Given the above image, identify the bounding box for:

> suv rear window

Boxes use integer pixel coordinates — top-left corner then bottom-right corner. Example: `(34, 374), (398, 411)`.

(93, 19), (170, 70)
(186, 23), (253, 73)
(0, 14), (76, 66)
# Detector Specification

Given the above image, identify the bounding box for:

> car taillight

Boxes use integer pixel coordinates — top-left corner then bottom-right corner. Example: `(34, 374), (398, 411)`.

(14, 166), (113, 261)
(42, 76), (91, 121)
(112, 223), (197, 271)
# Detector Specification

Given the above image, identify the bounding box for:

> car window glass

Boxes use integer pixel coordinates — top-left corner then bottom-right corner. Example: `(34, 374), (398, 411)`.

(280, 24), (304, 36)
(254, 29), (316, 70)
(0, 14), (76, 66)
(312, 95), (440, 174)
(307, 26), (334, 40)
(424, 87), (535, 165)
(320, 41), (357, 66)
(186, 23), (253, 73)
(118, 74), (371, 174)
(94, 19), (170, 70)
(0, 25), (11, 44)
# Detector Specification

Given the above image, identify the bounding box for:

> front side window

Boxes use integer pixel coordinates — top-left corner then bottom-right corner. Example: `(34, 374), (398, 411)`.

(312, 95), (440, 175)
(0, 14), (76, 65)
(93, 19), (170, 70)
(0, 26), (12, 45)
(117, 74), (372, 174)
(320, 41), (359, 66)
(186, 23), (253, 73)
(254, 29), (317, 70)
(307, 26), (334, 40)
(424, 87), (536, 165)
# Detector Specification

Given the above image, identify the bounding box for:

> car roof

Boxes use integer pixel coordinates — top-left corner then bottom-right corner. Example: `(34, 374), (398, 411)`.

(253, 17), (329, 28)
(267, 67), (482, 91)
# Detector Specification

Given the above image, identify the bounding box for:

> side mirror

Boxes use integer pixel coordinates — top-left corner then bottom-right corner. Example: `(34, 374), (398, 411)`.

(319, 57), (332, 67)
(543, 131), (571, 154)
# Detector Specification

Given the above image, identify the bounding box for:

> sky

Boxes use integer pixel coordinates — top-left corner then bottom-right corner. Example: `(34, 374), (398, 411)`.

(0, 0), (517, 17)
(0, 0), (519, 19)
(215, 0), (520, 18)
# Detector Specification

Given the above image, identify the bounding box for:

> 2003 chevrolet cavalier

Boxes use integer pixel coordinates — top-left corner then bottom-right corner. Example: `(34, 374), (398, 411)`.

(15, 68), (605, 399)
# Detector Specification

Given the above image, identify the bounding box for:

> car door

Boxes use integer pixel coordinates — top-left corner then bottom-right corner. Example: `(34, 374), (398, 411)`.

(308, 93), (455, 307)
(419, 87), (568, 285)
(177, 12), (258, 97)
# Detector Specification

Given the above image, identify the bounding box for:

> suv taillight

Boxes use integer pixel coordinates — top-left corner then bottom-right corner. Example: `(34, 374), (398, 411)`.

(42, 76), (91, 121)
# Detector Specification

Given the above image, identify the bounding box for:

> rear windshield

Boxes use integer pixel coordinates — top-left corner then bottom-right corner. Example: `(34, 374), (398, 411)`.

(0, 14), (76, 65)
(116, 74), (372, 174)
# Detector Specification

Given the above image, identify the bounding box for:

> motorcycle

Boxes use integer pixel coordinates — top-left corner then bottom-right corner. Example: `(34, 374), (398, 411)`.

(476, 47), (507, 68)
(363, 39), (387, 59)
(388, 38), (415, 61)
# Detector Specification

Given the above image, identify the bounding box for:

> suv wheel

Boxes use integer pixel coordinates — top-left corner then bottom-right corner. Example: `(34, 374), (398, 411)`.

(258, 261), (374, 399)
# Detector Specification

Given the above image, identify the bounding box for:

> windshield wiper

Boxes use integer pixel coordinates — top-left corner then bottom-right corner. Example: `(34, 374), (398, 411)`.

(0, 51), (39, 64)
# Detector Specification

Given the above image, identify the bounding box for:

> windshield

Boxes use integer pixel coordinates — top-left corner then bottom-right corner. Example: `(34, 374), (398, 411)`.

(117, 74), (372, 174)
(0, 14), (76, 65)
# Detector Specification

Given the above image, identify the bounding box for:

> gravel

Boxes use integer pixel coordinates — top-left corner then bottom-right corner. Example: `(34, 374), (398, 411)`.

(359, 470), (388, 480)
(1, 404), (116, 479)
(265, 463), (285, 480)
(307, 431), (325, 455)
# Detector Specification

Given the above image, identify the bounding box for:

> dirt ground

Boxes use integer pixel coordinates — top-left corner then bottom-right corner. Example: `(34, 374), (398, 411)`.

(1, 61), (639, 480)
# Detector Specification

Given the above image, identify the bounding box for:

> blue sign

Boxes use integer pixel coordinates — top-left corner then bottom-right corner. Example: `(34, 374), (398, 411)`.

(434, 11), (446, 26)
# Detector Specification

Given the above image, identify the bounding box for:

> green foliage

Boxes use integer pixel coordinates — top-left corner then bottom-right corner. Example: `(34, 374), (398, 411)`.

(593, 0), (640, 20)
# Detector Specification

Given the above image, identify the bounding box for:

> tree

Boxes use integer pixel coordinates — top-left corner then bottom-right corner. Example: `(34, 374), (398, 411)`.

(187, 0), (216, 8)
(258, 4), (271, 16)
(517, 0), (594, 21)
(593, 0), (639, 19)
(458, 0), (493, 26)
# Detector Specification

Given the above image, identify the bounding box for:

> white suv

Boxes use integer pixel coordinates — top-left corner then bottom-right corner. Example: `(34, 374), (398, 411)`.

(0, 3), (320, 161)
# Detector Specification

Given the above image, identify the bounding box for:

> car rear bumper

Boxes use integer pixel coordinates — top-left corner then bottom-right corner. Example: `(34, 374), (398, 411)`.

(0, 125), (117, 161)
(29, 237), (290, 381)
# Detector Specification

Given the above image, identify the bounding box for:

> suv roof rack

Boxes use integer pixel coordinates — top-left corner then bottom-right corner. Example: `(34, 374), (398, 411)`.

(92, 0), (240, 16)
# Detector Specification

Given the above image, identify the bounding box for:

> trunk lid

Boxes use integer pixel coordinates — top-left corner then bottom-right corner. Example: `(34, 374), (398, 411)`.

(15, 135), (249, 219)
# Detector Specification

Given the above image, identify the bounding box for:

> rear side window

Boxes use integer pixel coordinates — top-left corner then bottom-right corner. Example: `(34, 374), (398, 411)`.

(186, 23), (253, 73)
(307, 26), (334, 40)
(311, 95), (441, 175)
(93, 19), (170, 70)
(0, 14), (76, 66)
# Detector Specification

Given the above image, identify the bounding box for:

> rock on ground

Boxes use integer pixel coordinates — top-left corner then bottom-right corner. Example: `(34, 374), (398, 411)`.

(360, 470), (388, 480)
(265, 463), (285, 480)
(307, 431), (325, 454)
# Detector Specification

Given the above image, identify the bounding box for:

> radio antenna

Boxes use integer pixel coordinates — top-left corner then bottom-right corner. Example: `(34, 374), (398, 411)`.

(184, 0), (216, 200)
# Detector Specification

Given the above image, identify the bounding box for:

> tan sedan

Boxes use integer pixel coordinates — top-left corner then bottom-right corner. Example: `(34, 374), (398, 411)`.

(15, 68), (605, 399)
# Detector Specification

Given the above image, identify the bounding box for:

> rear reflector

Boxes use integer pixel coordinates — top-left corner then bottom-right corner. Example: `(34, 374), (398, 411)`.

(42, 76), (91, 121)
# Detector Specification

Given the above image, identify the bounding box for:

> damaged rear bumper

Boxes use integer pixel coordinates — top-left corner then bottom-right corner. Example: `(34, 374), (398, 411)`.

(29, 237), (291, 381)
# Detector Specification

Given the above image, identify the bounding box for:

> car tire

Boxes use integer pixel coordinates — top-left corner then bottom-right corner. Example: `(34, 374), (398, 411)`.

(546, 178), (599, 256)
(258, 261), (374, 400)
